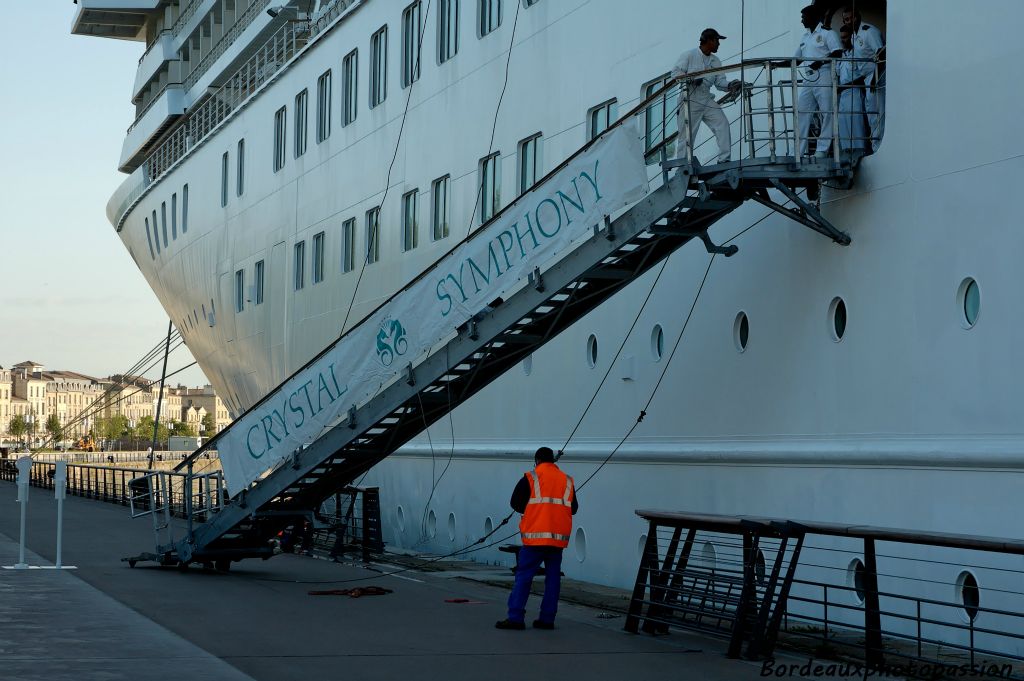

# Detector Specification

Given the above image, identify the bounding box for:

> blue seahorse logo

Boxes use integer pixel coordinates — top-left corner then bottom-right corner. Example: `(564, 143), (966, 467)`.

(376, 317), (408, 367)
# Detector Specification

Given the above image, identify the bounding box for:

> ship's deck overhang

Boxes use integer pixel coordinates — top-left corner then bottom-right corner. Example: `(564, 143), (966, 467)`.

(71, 1), (161, 41)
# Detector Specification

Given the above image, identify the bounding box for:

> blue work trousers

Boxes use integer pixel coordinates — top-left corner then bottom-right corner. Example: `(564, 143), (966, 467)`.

(507, 545), (563, 624)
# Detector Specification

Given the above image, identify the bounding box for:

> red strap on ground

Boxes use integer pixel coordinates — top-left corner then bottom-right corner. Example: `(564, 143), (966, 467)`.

(308, 586), (394, 597)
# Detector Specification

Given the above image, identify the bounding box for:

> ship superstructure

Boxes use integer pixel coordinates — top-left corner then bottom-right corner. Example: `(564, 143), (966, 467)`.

(72, 0), (1024, 640)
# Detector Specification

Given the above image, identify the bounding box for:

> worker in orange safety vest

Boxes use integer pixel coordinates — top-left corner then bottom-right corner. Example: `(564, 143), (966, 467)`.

(495, 447), (579, 630)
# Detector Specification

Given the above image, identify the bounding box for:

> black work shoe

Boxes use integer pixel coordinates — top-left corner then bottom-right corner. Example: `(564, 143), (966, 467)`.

(532, 620), (555, 630)
(495, 619), (526, 630)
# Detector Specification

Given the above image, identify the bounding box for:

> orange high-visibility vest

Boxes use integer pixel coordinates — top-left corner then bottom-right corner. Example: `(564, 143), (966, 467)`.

(519, 462), (574, 548)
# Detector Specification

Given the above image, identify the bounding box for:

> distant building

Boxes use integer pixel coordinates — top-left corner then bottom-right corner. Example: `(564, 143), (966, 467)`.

(0, 360), (232, 445)
(0, 368), (11, 436)
(182, 385), (231, 434)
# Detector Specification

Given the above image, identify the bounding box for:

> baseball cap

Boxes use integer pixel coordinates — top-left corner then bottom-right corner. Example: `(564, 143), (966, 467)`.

(700, 28), (727, 41)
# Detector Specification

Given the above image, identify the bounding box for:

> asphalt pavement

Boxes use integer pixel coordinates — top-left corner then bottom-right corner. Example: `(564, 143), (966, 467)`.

(0, 481), (799, 681)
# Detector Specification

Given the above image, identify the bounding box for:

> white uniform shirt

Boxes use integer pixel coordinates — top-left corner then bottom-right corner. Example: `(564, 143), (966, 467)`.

(795, 23), (842, 65)
(852, 22), (884, 84)
(838, 47), (870, 85)
(672, 47), (727, 100)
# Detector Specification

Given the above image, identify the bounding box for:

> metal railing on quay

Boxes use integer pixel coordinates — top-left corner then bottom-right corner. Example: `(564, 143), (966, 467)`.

(0, 460), (225, 522)
(628, 511), (1024, 678)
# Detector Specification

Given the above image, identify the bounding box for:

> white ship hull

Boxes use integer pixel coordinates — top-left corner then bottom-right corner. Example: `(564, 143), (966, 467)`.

(106, 0), (1024, 616)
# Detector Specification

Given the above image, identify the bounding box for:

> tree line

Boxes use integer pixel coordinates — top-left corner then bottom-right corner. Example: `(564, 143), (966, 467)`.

(6, 412), (215, 449)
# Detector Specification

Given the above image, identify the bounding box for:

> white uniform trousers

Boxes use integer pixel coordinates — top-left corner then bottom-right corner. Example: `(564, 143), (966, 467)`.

(865, 71), (885, 152)
(838, 87), (867, 151)
(676, 95), (731, 164)
(797, 65), (835, 156)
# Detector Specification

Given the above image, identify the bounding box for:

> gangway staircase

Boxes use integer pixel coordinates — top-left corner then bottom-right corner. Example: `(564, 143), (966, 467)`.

(126, 58), (861, 569)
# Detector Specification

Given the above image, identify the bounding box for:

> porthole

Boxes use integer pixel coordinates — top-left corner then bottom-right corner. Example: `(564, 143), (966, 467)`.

(701, 542), (717, 571)
(522, 354), (533, 375)
(396, 505), (406, 533)
(733, 312), (749, 352)
(829, 297), (847, 341)
(956, 571), (981, 622)
(848, 558), (866, 604)
(586, 334), (598, 368)
(426, 509), (437, 538)
(650, 325), (665, 361)
(484, 516), (493, 536)
(638, 533), (648, 558)
(957, 277), (981, 329)
(754, 549), (766, 585)
(447, 512), (457, 542)
(574, 527), (588, 562)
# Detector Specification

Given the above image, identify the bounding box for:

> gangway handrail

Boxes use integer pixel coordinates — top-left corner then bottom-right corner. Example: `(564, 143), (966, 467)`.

(175, 56), (848, 475)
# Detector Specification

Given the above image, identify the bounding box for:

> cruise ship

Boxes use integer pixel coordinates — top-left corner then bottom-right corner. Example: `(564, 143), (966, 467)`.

(71, 0), (1024, 627)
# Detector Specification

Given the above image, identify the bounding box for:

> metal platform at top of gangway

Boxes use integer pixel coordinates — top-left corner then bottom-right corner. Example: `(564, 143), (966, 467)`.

(124, 57), (869, 570)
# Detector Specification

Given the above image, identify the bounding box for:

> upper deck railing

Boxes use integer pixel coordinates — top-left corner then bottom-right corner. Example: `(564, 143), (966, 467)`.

(172, 0), (204, 37)
(181, 0), (275, 92)
(113, 1), (364, 231)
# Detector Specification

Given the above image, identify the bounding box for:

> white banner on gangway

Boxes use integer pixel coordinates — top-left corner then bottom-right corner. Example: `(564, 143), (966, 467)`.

(218, 122), (651, 496)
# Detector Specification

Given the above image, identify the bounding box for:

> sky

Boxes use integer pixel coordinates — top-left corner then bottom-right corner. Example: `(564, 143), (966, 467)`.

(0, 2), (207, 386)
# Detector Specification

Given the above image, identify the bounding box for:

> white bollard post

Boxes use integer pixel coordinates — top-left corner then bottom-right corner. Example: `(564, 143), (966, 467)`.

(14, 456), (32, 569)
(54, 461), (67, 569)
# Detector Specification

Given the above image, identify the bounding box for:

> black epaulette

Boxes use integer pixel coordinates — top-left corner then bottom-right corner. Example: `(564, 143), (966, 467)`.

(862, 23), (872, 29)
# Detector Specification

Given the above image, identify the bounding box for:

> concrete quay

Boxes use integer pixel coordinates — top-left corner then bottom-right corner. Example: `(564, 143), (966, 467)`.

(0, 481), (813, 681)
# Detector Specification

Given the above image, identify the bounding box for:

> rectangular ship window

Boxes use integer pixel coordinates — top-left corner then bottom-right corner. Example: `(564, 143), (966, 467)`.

(153, 210), (163, 250)
(643, 74), (677, 160)
(221, 152), (229, 207)
(317, 71), (332, 143)
(144, 217), (155, 259)
(161, 202), (169, 245)
(479, 152), (500, 224)
(295, 89), (308, 158)
(365, 207), (380, 264)
(402, 2), (422, 88)
(274, 107), (287, 171)
(313, 231), (326, 284)
(370, 26), (388, 108)
(588, 98), (618, 140)
(431, 175), (450, 241)
(343, 49), (358, 126)
(237, 139), (245, 196)
(479, 0), (501, 37)
(402, 190), (418, 252)
(235, 269), (245, 313)
(342, 218), (356, 272)
(182, 184), (189, 232)
(254, 260), (265, 305)
(294, 240), (305, 290)
(438, 0), (459, 63)
(518, 133), (542, 194)
(171, 193), (178, 239)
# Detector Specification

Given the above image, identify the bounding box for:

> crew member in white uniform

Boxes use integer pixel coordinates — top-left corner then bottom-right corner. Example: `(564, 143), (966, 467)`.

(672, 28), (739, 165)
(842, 7), (885, 152)
(837, 23), (868, 153)
(794, 5), (842, 157)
